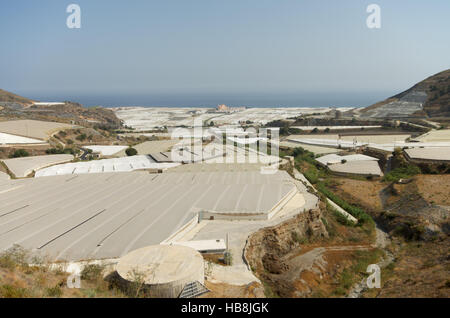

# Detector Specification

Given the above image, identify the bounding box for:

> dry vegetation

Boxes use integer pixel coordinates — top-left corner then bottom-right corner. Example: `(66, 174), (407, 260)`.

(415, 174), (450, 206)
(0, 145), (50, 160)
(331, 178), (385, 212)
(245, 203), (381, 298)
(53, 127), (120, 146)
(332, 174), (449, 298)
(0, 246), (143, 298)
(201, 281), (265, 298)
(363, 239), (449, 298)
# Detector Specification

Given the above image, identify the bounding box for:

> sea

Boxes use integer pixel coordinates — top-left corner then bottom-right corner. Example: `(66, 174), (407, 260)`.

(22, 91), (393, 109)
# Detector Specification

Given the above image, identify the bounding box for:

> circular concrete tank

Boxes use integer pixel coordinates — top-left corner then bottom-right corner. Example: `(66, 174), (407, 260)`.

(117, 245), (204, 298)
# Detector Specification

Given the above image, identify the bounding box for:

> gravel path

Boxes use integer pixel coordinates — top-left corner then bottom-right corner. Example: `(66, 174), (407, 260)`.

(347, 225), (394, 298)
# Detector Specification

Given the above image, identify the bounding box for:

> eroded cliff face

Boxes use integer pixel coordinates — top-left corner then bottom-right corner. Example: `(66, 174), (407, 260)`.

(245, 206), (383, 298)
(245, 209), (328, 278)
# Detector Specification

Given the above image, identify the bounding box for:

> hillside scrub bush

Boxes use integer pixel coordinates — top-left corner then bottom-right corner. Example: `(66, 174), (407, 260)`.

(46, 148), (77, 155)
(0, 245), (29, 270)
(80, 264), (105, 281)
(317, 182), (371, 224)
(9, 149), (29, 158)
(326, 202), (354, 226)
(76, 133), (87, 141)
(383, 164), (421, 182)
(304, 167), (319, 184)
(0, 285), (29, 298)
(292, 147), (316, 164)
(125, 147), (137, 156)
(45, 286), (63, 298)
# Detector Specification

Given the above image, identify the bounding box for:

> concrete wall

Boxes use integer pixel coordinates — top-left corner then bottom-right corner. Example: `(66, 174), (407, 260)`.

(198, 186), (298, 221)
(328, 170), (382, 179)
(115, 262), (204, 298)
(201, 211), (268, 221)
(404, 154), (450, 165)
(161, 214), (199, 244)
(146, 270), (204, 298)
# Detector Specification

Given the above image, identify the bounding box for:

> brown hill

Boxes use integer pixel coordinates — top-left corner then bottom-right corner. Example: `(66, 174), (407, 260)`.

(360, 69), (450, 118)
(0, 89), (35, 106)
(0, 90), (122, 129)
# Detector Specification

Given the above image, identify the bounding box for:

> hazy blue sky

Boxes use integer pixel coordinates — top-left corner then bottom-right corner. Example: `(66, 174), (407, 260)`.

(0, 0), (449, 107)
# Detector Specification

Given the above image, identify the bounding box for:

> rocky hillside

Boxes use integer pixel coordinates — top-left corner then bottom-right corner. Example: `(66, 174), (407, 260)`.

(360, 69), (450, 118)
(332, 175), (450, 297)
(26, 102), (123, 129)
(245, 205), (383, 298)
(0, 90), (122, 129)
(0, 89), (35, 107)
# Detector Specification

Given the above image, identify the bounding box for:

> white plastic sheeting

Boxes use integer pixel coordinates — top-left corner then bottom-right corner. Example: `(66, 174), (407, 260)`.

(2, 154), (74, 178)
(35, 155), (180, 177)
(316, 154), (378, 166)
(287, 137), (450, 153)
(84, 145), (128, 156)
(0, 132), (45, 144)
(0, 170), (296, 261)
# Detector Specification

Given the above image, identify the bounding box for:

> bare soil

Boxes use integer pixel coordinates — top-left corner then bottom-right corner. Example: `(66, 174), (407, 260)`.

(0, 145), (51, 160)
(415, 174), (450, 206)
(330, 174), (450, 297)
(363, 238), (450, 298)
(332, 178), (385, 212)
(200, 281), (265, 298)
(245, 204), (380, 297)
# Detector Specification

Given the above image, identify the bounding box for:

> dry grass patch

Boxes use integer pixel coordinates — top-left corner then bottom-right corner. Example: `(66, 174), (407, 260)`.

(415, 174), (450, 206)
(332, 178), (385, 212)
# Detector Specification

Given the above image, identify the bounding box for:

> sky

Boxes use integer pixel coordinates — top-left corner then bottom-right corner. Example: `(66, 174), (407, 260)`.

(0, 0), (449, 107)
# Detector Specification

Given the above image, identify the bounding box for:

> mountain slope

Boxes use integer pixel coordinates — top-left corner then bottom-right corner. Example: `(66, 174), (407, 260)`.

(0, 89), (35, 106)
(360, 69), (450, 118)
(0, 89), (122, 129)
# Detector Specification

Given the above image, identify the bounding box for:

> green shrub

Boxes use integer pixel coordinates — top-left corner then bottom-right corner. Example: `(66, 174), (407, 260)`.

(125, 147), (137, 156)
(46, 148), (76, 155)
(318, 183), (371, 224)
(304, 167), (320, 184)
(292, 147), (317, 165)
(76, 133), (87, 141)
(46, 286), (63, 298)
(383, 164), (421, 182)
(334, 210), (355, 226)
(0, 285), (29, 298)
(80, 264), (104, 281)
(0, 245), (29, 269)
(9, 149), (29, 158)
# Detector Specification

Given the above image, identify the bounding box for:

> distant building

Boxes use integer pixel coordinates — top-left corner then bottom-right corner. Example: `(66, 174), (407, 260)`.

(216, 104), (246, 113)
(217, 104), (228, 111)
(32, 102), (65, 106)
